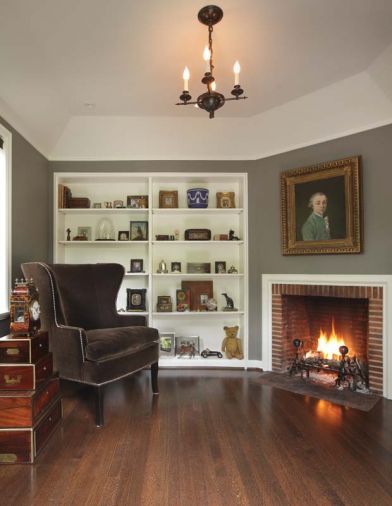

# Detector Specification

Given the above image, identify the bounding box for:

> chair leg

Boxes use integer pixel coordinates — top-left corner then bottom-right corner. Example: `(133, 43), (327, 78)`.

(151, 361), (159, 395)
(95, 385), (104, 427)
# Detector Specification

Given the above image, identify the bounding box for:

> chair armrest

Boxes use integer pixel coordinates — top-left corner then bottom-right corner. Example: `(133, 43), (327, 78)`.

(55, 324), (87, 362)
(112, 313), (147, 327)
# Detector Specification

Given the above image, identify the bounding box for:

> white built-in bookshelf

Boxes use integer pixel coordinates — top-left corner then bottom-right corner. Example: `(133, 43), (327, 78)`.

(53, 172), (248, 367)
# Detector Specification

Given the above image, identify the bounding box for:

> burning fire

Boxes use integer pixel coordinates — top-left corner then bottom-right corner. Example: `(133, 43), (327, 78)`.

(306, 320), (345, 360)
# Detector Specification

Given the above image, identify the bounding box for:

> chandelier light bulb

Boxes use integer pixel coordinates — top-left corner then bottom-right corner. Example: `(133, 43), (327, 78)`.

(203, 45), (211, 72)
(233, 61), (241, 86)
(211, 81), (216, 91)
(183, 66), (190, 91)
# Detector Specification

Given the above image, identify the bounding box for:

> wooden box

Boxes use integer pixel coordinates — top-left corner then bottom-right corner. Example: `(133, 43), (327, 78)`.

(0, 398), (62, 464)
(0, 377), (60, 428)
(69, 197), (90, 208)
(0, 353), (53, 390)
(0, 332), (49, 364)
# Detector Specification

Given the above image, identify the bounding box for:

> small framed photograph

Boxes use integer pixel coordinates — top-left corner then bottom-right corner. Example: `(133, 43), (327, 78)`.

(159, 190), (178, 208)
(130, 221), (148, 241)
(176, 288), (190, 312)
(216, 192), (236, 208)
(127, 195), (149, 209)
(159, 332), (176, 357)
(118, 231), (129, 241)
(126, 288), (146, 311)
(187, 262), (211, 274)
(113, 200), (124, 208)
(215, 261), (226, 274)
(104, 201), (113, 208)
(130, 259), (144, 273)
(171, 261), (181, 273)
(175, 336), (200, 358)
(77, 226), (92, 240)
(157, 295), (172, 312)
(93, 203), (102, 208)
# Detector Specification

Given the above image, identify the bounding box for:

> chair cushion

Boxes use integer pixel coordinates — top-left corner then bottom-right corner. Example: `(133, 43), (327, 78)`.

(85, 326), (159, 362)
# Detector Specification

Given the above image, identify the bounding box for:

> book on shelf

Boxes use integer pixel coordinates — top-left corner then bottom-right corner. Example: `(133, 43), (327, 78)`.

(58, 184), (72, 208)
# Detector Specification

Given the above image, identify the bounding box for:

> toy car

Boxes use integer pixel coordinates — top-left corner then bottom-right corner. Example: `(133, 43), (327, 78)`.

(201, 348), (223, 359)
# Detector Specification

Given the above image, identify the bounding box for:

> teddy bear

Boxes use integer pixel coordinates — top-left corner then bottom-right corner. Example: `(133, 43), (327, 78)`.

(221, 325), (244, 359)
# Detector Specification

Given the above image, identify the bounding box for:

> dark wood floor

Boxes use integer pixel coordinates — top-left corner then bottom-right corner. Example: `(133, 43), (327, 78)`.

(1, 370), (391, 506)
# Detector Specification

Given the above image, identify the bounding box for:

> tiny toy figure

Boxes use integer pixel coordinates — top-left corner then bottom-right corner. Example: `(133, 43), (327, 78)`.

(221, 292), (237, 311)
(227, 265), (238, 274)
(229, 230), (239, 240)
(201, 349), (223, 359)
(66, 228), (71, 241)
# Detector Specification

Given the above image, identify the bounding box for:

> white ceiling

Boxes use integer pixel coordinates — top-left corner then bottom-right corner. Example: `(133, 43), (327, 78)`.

(1, 0), (392, 158)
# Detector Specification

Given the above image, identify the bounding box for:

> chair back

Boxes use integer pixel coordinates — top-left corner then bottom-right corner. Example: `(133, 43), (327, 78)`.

(22, 263), (125, 330)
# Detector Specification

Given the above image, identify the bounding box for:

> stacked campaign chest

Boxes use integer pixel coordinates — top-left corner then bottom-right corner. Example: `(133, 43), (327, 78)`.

(0, 331), (62, 463)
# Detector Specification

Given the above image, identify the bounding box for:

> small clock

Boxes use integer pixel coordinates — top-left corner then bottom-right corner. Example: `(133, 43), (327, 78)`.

(10, 279), (41, 336)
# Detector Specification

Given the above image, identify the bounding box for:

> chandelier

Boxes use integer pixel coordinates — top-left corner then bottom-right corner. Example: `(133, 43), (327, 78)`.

(176, 5), (247, 119)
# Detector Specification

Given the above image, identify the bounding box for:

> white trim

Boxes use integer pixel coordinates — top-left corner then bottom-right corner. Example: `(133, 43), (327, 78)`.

(0, 123), (12, 319)
(261, 274), (392, 399)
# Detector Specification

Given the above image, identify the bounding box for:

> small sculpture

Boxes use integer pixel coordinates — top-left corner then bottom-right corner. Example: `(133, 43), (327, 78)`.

(66, 228), (71, 241)
(221, 326), (244, 359)
(227, 265), (238, 274)
(206, 298), (217, 311)
(157, 260), (168, 273)
(229, 230), (239, 240)
(221, 292), (237, 311)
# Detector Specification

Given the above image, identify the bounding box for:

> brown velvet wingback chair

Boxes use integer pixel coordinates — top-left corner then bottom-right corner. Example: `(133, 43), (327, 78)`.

(21, 262), (159, 427)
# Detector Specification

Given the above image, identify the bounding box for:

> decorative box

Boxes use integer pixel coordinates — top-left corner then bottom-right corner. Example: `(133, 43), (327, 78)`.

(69, 197), (91, 208)
(187, 263), (211, 274)
(184, 229), (211, 241)
(187, 188), (209, 208)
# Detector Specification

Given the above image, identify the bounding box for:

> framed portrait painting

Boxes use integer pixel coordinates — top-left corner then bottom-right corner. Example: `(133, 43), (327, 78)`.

(280, 156), (361, 255)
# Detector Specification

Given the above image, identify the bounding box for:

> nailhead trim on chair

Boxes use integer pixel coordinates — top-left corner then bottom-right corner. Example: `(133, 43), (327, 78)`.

(38, 262), (86, 362)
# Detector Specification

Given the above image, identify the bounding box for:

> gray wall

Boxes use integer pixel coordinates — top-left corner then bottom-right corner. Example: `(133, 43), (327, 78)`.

(0, 117), (49, 336)
(2, 118), (391, 351)
(50, 124), (392, 359)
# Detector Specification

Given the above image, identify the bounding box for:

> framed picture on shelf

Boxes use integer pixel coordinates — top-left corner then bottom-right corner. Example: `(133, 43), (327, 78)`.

(118, 231), (129, 241)
(181, 280), (213, 311)
(130, 259), (144, 272)
(126, 288), (146, 311)
(159, 190), (178, 208)
(113, 200), (124, 208)
(280, 156), (361, 255)
(159, 332), (176, 357)
(77, 226), (92, 241)
(216, 192), (235, 208)
(157, 295), (172, 312)
(215, 261), (226, 273)
(171, 262), (181, 273)
(176, 288), (190, 312)
(93, 203), (102, 208)
(187, 262), (211, 274)
(130, 221), (148, 240)
(175, 336), (200, 358)
(127, 195), (149, 208)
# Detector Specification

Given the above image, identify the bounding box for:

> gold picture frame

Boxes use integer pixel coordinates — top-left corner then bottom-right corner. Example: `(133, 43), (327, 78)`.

(280, 156), (361, 255)
(216, 192), (235, 208)
(159, 190), (178, 208)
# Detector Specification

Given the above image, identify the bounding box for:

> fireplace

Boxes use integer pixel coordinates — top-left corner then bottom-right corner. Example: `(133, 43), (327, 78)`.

(262, 275), (392, 399)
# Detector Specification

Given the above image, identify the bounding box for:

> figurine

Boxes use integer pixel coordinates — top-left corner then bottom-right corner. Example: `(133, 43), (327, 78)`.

(221, 326), (244, 359)
(157, 260), (168, 273)
(221, 292), (237, 311)
(201, 349), (223, 359)
(206, 298), (218, 311)
(66, 228), (71, 241)
(227, 265), (238, 274)
(229, 230), (239, 240)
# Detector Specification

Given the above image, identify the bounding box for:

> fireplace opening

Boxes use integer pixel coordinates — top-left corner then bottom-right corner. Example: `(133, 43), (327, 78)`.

(282, 295), (370, 391)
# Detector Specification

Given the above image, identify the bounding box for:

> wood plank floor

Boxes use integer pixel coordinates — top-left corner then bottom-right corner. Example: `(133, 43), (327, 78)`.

(1, 370), (391, 506)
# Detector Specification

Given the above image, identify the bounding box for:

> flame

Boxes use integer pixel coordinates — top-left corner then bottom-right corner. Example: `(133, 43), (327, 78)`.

(315, 320), (345, 360)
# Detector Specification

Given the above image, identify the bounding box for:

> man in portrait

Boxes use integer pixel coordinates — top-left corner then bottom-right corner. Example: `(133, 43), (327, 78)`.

(301, 192), (330, 241)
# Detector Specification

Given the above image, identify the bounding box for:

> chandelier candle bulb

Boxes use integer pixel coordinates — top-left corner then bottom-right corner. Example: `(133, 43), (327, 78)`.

(203, 46), (211, 72)
(233, 61), (240, 86)
(183, 66), (190, 91)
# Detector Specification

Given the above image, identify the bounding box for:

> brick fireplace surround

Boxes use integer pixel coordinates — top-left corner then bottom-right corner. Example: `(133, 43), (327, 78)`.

(261, 275), (392, 399)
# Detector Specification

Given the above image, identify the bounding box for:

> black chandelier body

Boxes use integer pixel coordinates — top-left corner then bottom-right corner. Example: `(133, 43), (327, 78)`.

(176, 5), (247, 119)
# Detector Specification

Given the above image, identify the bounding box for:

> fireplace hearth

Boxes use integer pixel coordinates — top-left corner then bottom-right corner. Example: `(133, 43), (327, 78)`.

(262, 275), (392, 400)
